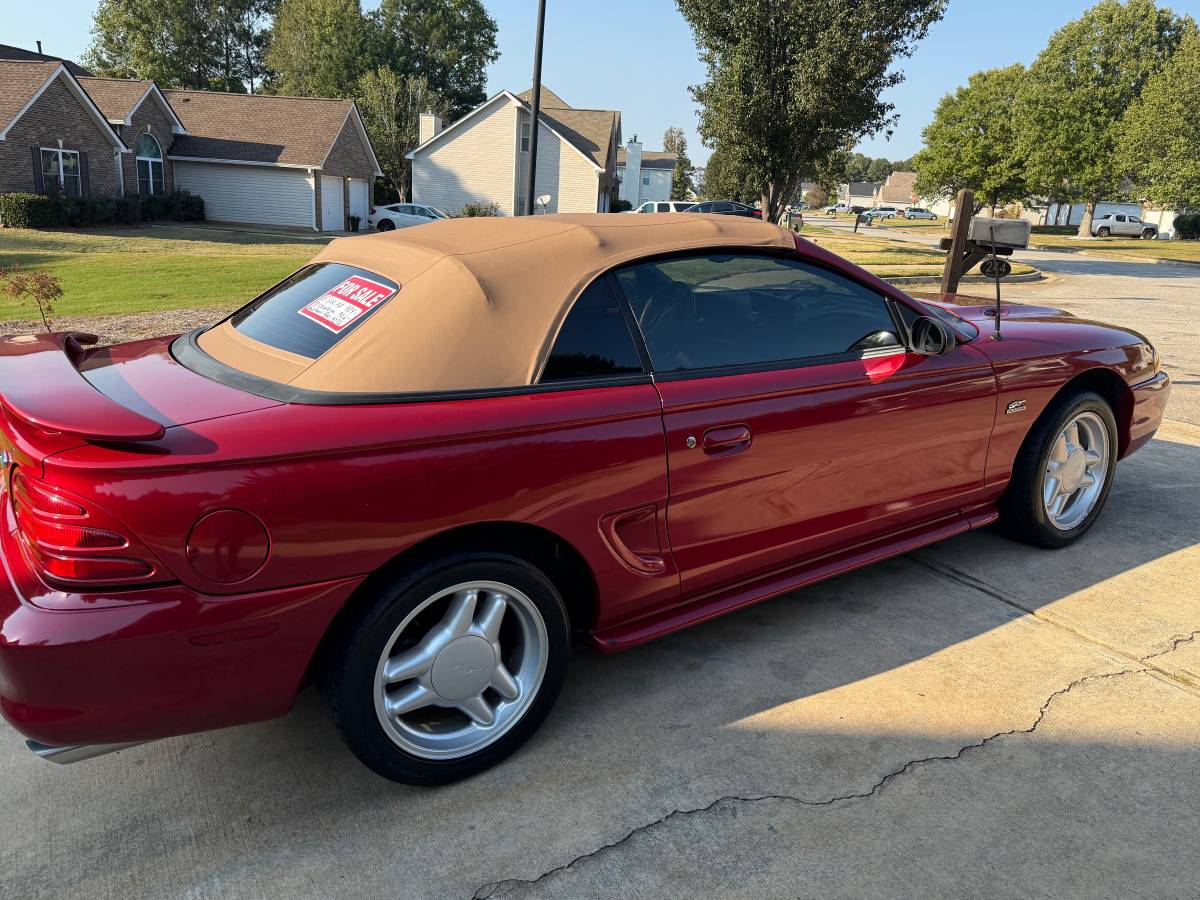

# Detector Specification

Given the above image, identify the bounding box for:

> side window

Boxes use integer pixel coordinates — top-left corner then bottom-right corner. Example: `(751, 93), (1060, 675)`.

(638, 203), (654, 213)
(615, 254), (901, 374)
(1114, 215), (1126, 222)
(656, 203), (671, 212)
(540, 278), (644, 383)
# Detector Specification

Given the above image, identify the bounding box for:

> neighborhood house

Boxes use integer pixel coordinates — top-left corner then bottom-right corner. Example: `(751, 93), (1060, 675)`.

(408, 86), (623, 215)
(0, 46), (381, 231)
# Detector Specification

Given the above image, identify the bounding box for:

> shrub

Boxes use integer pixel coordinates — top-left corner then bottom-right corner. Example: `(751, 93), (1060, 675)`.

(610, 199), (633, 213)
(140, 192), (168, 221)
(174, 190), (205, 221)
(0, 193), (63, 227)
(1031, 225), (1077, 235)
(0, 264), (62, 331)
(1173, 213), (1200, 240)
(459, 201), (501, 217)
(115, 196), (141, 225)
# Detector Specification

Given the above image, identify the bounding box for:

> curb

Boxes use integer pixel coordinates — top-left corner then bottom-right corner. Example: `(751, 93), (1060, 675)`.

(883, 271), (1045, 287)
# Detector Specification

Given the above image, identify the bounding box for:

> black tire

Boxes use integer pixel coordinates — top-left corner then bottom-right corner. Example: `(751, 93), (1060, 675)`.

(1097, 226), (1110, 237)
(1142, 229), (1156, 240)
(997, 391), (1118, 548)
(377, 219), (396, 231)
(324, 553), (570, 785)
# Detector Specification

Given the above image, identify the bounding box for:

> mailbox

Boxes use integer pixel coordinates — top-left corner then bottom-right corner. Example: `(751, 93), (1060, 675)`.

(968, 216), (1031, 249)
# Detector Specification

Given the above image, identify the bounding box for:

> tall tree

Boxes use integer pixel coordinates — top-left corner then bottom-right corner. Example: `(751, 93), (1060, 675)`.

(1120, 28), (1200, 211)
(843, 152), (873, 183)
(865, 157), (892, 183)
(913, 64), (1028, 215)
(677, 0), (946, 221)
(358, 67), (444, 201)
(663, 126), (695, 199)
(373, 0), (499, 120)
(265, 0), (368, 98)
(85, 0), (273, 91)
(697, 145), (757, 202)
(1016, 0), (1194, 237)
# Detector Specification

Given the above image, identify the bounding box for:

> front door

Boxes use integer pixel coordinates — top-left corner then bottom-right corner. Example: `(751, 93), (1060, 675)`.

(614, 251), (997, 597)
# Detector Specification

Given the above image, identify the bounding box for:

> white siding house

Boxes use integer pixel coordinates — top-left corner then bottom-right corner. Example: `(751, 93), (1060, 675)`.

(408, 86), (620, 216)
(616, 139), (674, 205)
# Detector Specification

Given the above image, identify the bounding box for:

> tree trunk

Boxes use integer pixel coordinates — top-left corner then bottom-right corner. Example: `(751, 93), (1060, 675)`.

(1077, 201), (1096, 238)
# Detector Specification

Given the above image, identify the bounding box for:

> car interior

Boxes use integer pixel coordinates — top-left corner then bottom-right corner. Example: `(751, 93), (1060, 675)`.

(617, 255), (902, 372)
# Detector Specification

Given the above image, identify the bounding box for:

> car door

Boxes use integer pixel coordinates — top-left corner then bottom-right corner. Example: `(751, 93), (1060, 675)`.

(614, 251), (998, 596)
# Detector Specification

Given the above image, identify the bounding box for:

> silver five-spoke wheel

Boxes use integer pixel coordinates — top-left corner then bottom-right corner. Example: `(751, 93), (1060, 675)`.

(1043, 411), (1110, 531)
(373, 580), (549, 760)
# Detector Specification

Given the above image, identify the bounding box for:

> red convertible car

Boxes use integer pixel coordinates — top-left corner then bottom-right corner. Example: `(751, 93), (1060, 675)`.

(0, 214), (1169, 784)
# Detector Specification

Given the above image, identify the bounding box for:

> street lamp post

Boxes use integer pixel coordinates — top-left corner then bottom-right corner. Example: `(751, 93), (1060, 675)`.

(524, 0), (547, 216)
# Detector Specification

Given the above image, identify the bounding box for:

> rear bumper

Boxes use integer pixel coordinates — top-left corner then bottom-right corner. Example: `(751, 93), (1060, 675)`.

(1124, 371), (1171, 458)
(0, 514), (362, 747)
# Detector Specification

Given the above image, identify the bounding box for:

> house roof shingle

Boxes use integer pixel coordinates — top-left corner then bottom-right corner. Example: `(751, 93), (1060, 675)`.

(616, 148), (676, 170)
(0, 61), (62, 134)
(163, 90), (357, 167)
(0, 43), (91, 77)
(515, 85), (619, 170)
(879, 170), (917, 204)
(76, 76), (155, 122)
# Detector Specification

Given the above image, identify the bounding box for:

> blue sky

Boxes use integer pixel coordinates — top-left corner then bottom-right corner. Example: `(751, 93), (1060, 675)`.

(8, 0), (1200, 165)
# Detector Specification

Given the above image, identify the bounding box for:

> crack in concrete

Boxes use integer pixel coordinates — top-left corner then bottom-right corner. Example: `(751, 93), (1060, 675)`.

(470, 668), (1140, 899)
(1142, 630), (1200, 661)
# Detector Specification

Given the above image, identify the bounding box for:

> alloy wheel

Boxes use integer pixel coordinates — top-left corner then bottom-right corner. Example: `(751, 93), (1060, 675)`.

(1042, 411), (1110, 531)
(372, 580), (549, 760)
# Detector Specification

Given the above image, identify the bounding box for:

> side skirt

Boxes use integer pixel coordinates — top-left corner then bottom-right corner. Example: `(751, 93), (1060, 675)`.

(590, 506), (998, 652)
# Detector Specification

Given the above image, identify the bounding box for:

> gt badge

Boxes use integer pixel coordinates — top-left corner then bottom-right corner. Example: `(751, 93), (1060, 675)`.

(1006, 400), (1027, 415)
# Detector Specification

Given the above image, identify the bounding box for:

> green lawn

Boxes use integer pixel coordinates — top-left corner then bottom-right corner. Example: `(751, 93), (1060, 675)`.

(1028, 233), (1200, 263)
(0, 225), (321, 317)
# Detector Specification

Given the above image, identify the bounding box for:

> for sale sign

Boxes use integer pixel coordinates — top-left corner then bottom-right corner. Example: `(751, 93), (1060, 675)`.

(298, 275), (397, 333)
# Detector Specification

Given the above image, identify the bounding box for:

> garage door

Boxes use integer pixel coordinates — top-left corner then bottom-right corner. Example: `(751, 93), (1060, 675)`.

(172, 162), (315, 228)
(321, 175), (344, 231)
(348, 179), (370, 225)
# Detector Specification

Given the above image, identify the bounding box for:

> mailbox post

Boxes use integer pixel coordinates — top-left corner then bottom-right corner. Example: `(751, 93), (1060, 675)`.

(938, 188), (1031, 294)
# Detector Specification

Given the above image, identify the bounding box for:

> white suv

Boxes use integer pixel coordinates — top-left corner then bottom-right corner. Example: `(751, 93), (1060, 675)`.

(1091, 213), (1158, 239)
(629, 201), (694, 213)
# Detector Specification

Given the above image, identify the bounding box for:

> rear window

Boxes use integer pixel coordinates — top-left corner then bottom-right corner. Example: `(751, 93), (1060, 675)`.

(229, 263), (399, 359)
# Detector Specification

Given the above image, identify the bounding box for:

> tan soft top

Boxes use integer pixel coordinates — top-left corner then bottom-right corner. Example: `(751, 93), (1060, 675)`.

(198, 213), (795, 394)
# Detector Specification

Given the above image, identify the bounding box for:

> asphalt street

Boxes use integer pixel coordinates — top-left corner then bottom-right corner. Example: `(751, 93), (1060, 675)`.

(2, 237), (1198, 899)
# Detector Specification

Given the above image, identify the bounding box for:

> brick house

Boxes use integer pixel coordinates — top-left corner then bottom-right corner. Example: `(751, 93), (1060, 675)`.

(0, 48), (381, 231)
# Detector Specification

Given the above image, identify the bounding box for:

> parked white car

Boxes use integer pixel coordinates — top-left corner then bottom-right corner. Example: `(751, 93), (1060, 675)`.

(629, 201), (694, 213)
(370, 203), (451, 231)
(823, 203), (849, 214)
(1091, 213), (1158, 239)
(903, 207), (938, 220)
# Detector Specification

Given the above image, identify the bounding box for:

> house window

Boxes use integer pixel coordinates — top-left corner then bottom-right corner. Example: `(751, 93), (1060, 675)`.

(40, 148), (80, 196)
(520, 122), (530, 153)
(135, 133), (164, 195)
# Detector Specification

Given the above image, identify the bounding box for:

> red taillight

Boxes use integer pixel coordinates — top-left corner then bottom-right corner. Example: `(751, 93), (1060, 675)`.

(13, 471), (84, 516)
(752, 210), (763, 218)
(10, 469), (160, 588)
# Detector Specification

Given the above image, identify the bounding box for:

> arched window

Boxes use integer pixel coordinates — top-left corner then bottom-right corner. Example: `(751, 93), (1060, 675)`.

(136, 133), (164, 195)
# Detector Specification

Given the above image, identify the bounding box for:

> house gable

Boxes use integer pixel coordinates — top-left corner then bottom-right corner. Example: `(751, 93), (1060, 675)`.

(411, 97), (520, 216)
(322, 106), (383, 177)
(0, 67), (124, 196)
(0, 63), (125, 150)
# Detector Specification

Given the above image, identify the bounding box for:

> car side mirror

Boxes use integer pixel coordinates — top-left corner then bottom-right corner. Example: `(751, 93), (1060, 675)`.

(909, 316), (954, 356)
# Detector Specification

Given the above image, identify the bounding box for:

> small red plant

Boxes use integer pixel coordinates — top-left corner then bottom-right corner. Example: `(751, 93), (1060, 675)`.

(0, 264), (62, 332)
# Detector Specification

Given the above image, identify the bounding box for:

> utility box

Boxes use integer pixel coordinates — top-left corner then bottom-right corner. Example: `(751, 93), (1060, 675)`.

(968, 216), (1031, 249)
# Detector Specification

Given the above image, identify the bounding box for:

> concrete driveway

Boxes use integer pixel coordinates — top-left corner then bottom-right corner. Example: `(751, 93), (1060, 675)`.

(3, 259), (1199, 899)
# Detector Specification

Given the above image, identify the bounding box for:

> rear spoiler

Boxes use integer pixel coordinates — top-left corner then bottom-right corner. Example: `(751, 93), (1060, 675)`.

(0, 333), (165, 442)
